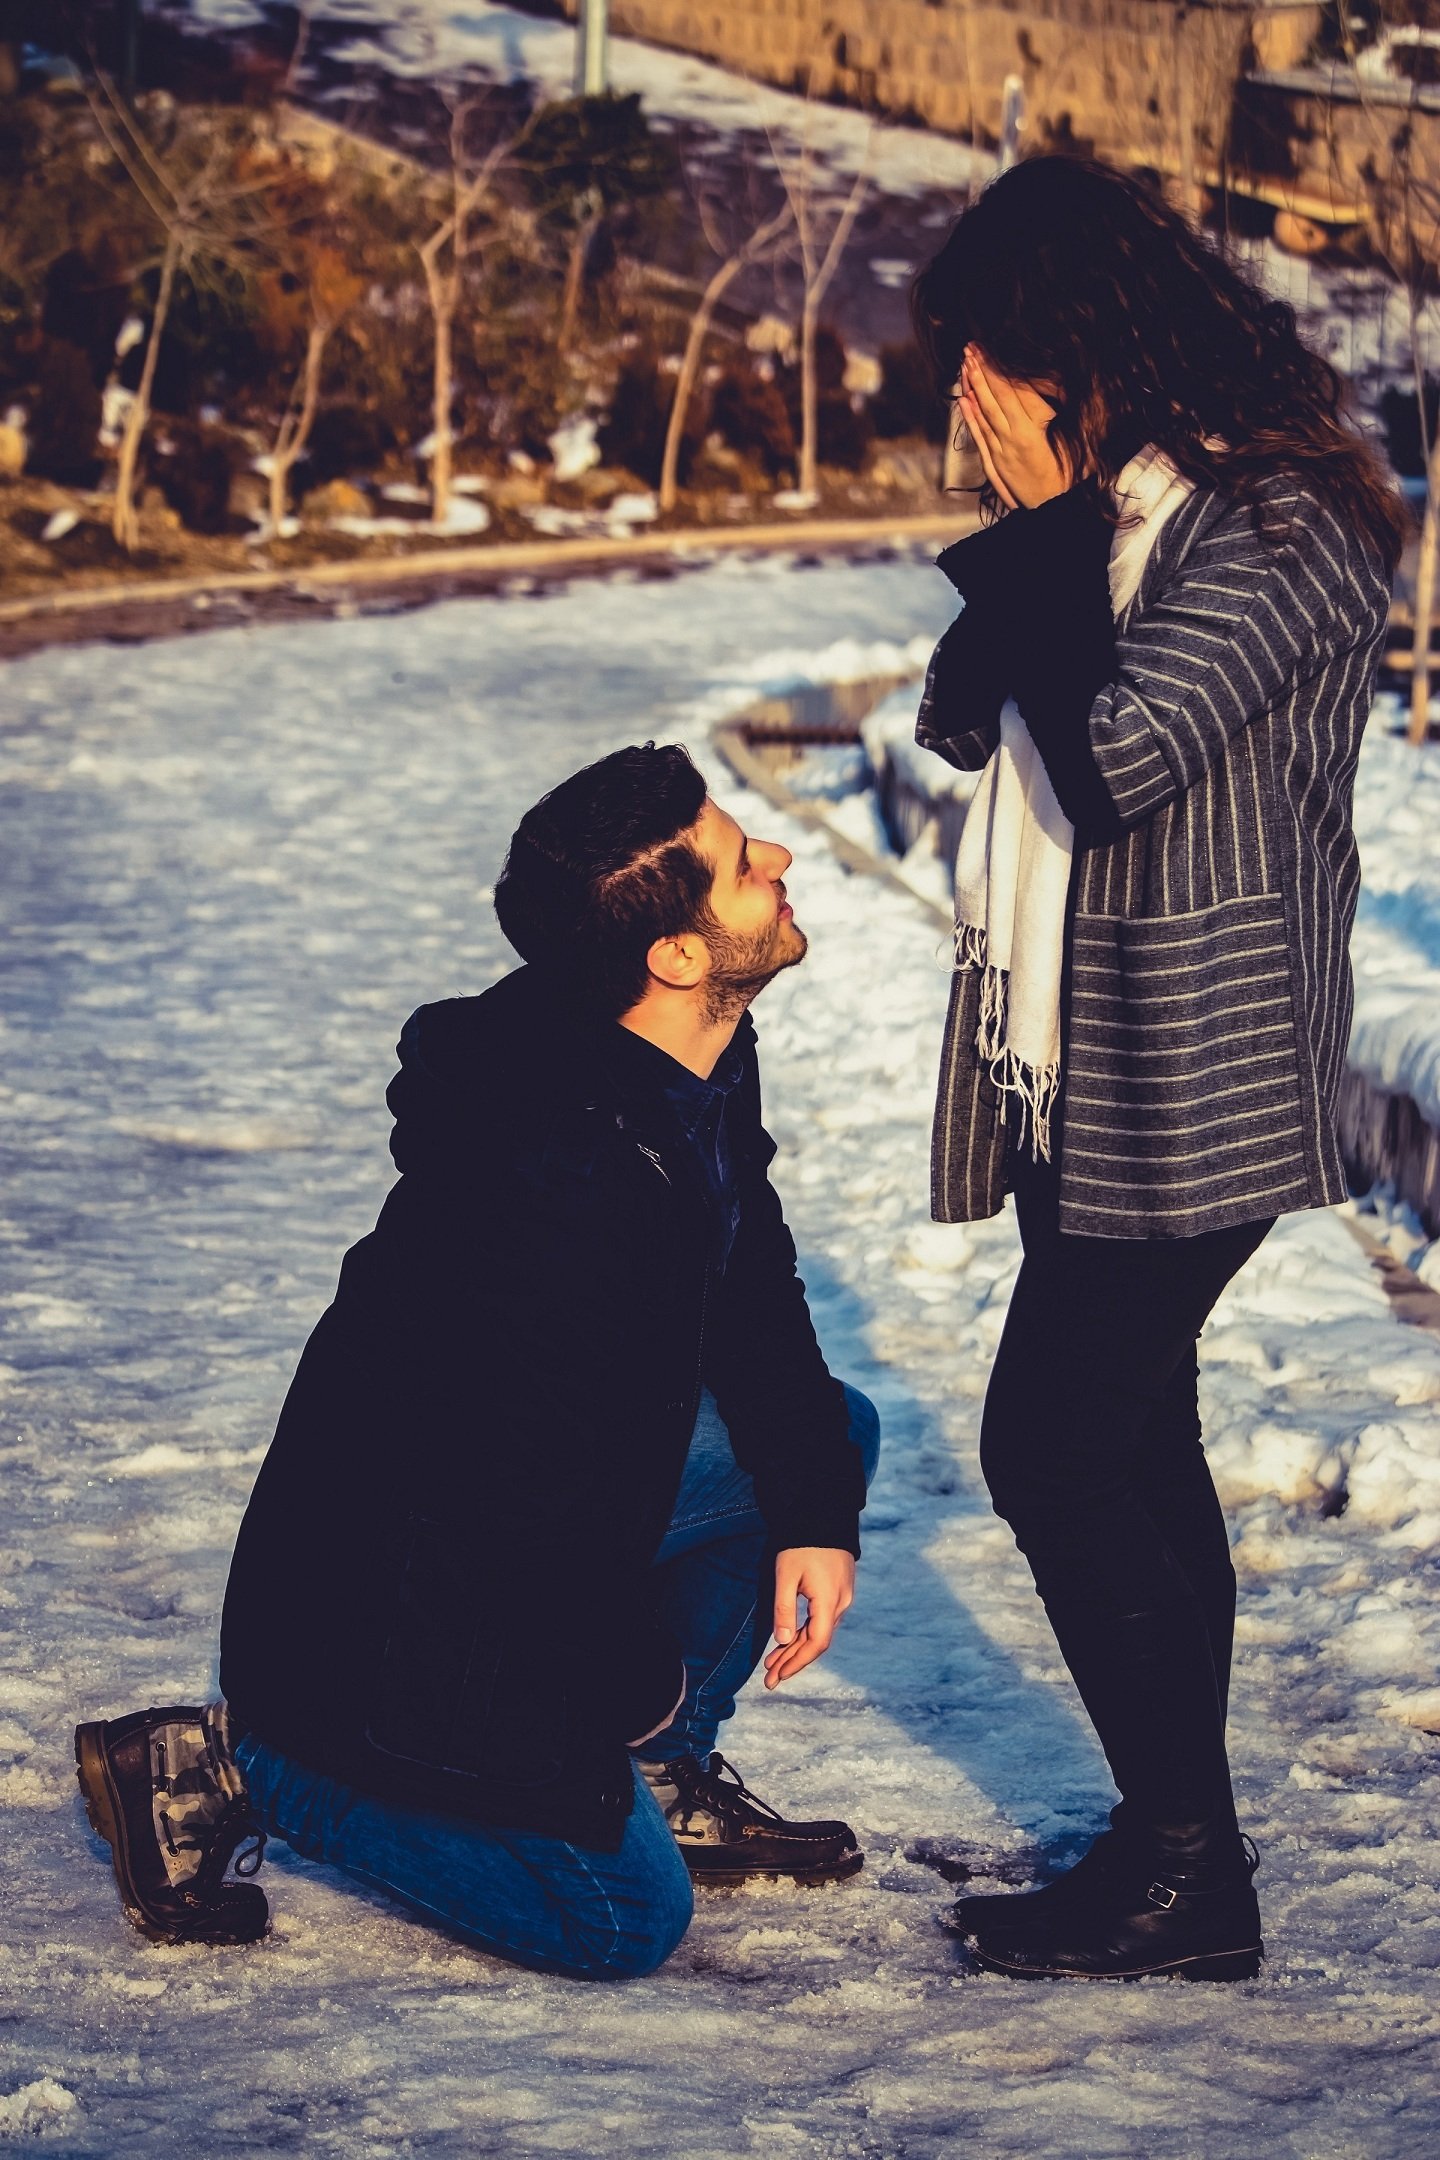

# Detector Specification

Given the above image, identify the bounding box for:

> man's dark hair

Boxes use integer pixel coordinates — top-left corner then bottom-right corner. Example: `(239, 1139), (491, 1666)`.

(494, 742), (713, 1017)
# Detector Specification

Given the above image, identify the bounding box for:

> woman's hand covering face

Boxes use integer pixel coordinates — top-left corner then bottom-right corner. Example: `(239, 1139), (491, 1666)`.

(958, 346), (1073, 510)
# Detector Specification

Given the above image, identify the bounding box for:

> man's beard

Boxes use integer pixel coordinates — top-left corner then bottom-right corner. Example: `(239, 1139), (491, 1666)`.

(700, 912), (808, 1026)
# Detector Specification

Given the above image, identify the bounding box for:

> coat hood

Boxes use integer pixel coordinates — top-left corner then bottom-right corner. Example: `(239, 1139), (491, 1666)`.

(385, 966), (599, 1179)
(385, 964), (757, 1180)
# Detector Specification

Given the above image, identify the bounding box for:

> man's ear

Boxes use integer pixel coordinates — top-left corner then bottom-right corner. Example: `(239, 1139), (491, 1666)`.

(645, 930), (710, 992)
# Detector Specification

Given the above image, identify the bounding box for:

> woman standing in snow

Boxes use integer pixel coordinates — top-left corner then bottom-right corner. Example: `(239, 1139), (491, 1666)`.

(911, 156), (1402, 1981)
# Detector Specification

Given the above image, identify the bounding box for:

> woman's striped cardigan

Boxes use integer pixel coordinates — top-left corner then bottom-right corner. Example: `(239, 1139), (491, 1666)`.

(918, 472), (1395, 1239)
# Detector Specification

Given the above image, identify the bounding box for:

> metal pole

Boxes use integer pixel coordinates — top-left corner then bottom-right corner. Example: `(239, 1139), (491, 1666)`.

(574, 0), (609, 98)
(119, 0), (142, 97)
(998, 73), (1023, 174)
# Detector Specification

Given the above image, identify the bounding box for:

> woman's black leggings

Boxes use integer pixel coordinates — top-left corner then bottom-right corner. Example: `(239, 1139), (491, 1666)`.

(980, 1141), (1273, 1829)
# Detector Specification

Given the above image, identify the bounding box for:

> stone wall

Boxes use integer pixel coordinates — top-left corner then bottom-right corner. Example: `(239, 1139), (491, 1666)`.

(569, 0), (1440, 257)
(572, 2), (1440, 252)
(579, 0), (1295, 176)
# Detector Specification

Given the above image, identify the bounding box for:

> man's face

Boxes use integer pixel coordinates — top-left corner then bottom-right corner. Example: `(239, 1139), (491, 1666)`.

(691, 798), (807, 1021)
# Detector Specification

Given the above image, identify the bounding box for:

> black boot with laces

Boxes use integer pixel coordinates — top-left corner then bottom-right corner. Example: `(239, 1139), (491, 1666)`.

(638, 1752), (863, 1885)
(75, 1702), (269, 1947)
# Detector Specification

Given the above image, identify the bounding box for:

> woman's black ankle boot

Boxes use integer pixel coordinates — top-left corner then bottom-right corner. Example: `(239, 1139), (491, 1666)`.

(968, 1815), (1262, 1982)
(950, 1803), (1134, 1935)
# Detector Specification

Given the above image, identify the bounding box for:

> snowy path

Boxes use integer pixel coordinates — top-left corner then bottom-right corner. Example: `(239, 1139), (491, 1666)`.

(2, 558), (1439, 2154)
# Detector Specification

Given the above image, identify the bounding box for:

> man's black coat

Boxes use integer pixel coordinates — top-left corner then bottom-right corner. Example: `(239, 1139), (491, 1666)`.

(219, 966), (864, 1849)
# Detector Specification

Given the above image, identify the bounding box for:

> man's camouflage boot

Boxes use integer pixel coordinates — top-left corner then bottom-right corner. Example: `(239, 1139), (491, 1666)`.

(638, 1751), (863, 1885)
(75, 1702), (269, 1946)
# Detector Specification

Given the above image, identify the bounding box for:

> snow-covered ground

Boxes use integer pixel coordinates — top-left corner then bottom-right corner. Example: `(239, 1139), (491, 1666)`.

(1348, 689), (1440, 1131)
(2, 553), (1439, 2152)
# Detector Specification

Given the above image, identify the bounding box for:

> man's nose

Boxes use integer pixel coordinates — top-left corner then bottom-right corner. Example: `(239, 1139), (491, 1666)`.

(756, 840), (792, 879)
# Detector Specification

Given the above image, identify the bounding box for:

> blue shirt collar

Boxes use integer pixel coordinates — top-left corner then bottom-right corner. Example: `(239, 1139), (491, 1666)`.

(603, 1023), (747, 1122)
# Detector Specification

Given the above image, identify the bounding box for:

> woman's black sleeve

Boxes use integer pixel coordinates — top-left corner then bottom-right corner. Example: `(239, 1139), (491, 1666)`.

(941, 490), (1125, 839)
(1005, 491), (1125, 837)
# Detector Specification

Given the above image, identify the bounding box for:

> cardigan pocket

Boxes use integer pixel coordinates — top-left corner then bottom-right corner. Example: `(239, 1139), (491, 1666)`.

(1063, 893), (1309, 1217)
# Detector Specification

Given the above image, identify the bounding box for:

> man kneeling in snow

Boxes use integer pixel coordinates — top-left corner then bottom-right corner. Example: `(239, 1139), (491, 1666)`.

(75, 742), (879, 1976)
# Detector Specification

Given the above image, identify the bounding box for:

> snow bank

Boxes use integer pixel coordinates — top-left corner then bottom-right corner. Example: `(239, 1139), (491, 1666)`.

(1348, 693), (1440, 1128)
(861, 674), (978, 806)
(331, 496), (492, 539)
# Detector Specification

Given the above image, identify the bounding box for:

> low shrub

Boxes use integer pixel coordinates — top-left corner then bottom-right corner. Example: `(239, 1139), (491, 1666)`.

(778, 327), (873, 473)
(304, 402), (395, 488)
(42, 246), (132, 389)
(26, 338), (102, 485)
(149, 419), (244, 534)
(871, 340), (948, 443)
(470, 314), (568, 460)
(709, 354), (794, 481)
(597, 342), (705, 488)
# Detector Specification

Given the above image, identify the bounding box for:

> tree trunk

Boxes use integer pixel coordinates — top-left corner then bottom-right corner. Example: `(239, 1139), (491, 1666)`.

(659, 298), (714, 514)
(283, 3), (312, 94)
(798, 291), (819, 499)
(785, 160), (866, 503)
(431, 294), (455, 526)
(660, 203), (793, 514)
(269, 320), (327, 532)
(268, 431), (289, 535)
(1410, 428), (1440, 744)
(113, 232), (180, 554)
(558, 208), (597, 352)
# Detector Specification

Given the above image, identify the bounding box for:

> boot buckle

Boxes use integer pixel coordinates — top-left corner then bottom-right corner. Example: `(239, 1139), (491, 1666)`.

(1146, 1880), (1179, 1910)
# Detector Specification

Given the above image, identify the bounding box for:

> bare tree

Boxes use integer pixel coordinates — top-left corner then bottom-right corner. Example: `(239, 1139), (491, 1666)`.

(112, 225), (181, 554)
(282, 2), (314, 97)
(86, 80), (277, 551)
(658, 189), (793, 514)
(556, 178), (602, 355)
(771, 126), (871, 501)
(266, 244), (364, 529)
(269, 318), (326, 531)
(416, 93), (513, 526)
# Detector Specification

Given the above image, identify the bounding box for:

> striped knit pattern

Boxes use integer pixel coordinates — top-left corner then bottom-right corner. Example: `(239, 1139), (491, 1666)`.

(923, 474), (1394, 1238)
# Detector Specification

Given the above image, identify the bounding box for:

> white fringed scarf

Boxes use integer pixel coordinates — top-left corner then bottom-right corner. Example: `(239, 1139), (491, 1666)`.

(952, 445), (1196, 1160)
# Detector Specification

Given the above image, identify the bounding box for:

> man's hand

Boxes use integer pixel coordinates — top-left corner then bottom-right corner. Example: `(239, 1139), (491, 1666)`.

(958, 345), (1072, 510)
(763, 1547), (856, 1689)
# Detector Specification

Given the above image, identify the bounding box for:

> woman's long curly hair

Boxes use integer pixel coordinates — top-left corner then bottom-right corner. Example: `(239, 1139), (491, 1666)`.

(912, 154), (1406, 574)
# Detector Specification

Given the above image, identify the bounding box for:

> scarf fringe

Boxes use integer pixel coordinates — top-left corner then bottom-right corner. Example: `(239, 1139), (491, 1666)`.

(988, 1042), (1061, 1165)
(953, 923), (1061, 1163)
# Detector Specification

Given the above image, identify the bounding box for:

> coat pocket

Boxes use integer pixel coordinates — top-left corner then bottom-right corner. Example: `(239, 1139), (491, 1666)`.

(365, 1515), (569, 1787)
(1064, 893), (1309, 1209)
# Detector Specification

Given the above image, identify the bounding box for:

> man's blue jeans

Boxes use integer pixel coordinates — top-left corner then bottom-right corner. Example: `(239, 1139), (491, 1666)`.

(638, 1383), (881, 1762)
(233, 1384), (880, 1980)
